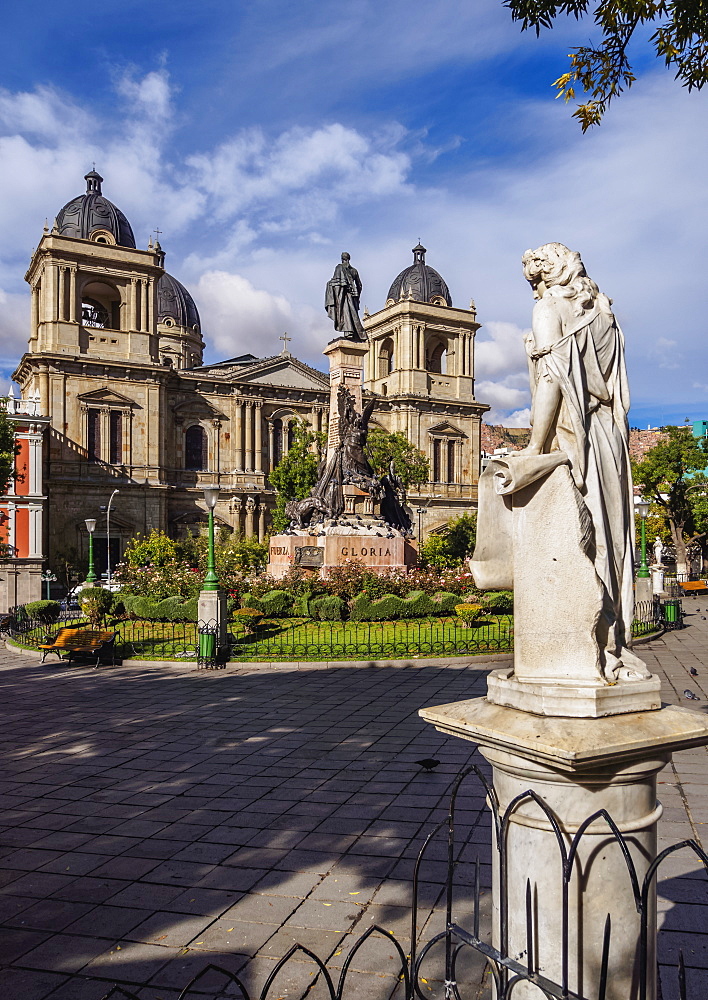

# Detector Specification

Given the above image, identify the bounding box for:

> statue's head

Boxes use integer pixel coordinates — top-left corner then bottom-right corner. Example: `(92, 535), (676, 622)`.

(521, 243), (586, 298)
(341, 252), (351, 263)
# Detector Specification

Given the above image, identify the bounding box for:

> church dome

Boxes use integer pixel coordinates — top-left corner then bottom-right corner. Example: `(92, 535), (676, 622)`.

(386, 243), (452, 307)
(55, 170), (136, 247)
(157, 271), (201, 331)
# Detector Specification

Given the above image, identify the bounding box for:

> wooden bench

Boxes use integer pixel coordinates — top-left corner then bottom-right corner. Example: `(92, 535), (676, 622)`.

(39, 627), (117, 667)
(678, 581), (708, 596)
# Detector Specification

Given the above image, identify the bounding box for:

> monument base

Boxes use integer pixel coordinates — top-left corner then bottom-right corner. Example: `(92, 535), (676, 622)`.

(487, 664), (662, 718)
(420, 696), (708, 1000)
(267, 530), (417, 579)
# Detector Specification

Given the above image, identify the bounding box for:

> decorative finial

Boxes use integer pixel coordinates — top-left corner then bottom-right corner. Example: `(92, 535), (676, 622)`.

(51, 217), (59, 234)
(43, 219), (49, 234)
(279, 332), (292, 354)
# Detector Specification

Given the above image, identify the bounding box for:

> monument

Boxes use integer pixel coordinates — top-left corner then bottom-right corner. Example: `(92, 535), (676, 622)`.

(420, 244), (708, 999)
(267, 254), (417, 579)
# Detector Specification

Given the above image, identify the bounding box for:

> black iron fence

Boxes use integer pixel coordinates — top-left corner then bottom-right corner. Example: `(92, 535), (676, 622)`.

(2, 601), (672, 663)
(93, 763), (706, 1000)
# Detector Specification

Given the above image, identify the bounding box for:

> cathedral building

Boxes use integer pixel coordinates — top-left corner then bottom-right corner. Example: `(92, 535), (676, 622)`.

(10, 171), (488, 579)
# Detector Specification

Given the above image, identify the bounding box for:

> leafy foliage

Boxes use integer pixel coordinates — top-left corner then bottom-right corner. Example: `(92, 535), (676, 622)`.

(123, 531), (179, 567)
(366, 427), (430, 487)
(25, 600), (61, 623)
(504, 1), (708, 130)
(421, 513), (477, 568)
(632, 425), (708, 573)
(79, 587), (113, 625)
(269, 419), (327, 532)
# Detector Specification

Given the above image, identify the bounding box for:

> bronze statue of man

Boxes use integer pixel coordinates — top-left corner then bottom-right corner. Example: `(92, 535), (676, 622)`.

(325, 252), (366, 341)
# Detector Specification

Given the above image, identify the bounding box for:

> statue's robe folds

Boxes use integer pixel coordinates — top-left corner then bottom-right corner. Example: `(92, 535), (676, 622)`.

(473, 290), (648, 685)
(325, 264), (365, 341)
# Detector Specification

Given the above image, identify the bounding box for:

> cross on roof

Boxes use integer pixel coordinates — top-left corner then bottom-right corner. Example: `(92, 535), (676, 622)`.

(153, 227), (163, 240)
(279, 332), (292, 351)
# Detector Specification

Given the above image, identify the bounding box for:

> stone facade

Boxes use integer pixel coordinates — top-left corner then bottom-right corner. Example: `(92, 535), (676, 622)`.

(11, 175), (489, 574)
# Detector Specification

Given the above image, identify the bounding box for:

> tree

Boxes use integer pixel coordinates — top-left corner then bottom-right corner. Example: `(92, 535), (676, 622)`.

(421, 513), (477, 568)
(269, 420), (327, 532)
(632, 425), (708, 576)
(504, 1), (708, 130)
(366, 427), (430, 487)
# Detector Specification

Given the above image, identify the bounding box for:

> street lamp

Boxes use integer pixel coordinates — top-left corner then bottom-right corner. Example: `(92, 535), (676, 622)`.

(636, 499), (650, 579)
(85, 518), (97, 584)
(416, 507), (425, 541)
(202, 486), (221, 591)
(41, 569), (57, 600)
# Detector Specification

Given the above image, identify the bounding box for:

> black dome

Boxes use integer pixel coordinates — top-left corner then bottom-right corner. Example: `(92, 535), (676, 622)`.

(157, 271), (201, 331)
(55, 170), (136, 248)
(387, 243), (452, 307)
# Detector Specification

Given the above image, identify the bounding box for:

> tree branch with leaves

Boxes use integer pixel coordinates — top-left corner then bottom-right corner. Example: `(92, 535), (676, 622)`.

(504, 1), (708, 130)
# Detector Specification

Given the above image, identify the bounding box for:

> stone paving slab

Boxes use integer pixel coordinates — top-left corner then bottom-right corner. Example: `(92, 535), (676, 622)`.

(0, 611), (707, 999)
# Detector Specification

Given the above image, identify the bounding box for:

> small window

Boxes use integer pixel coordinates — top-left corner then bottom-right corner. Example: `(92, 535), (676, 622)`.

(273, 419), (283, 466)
(378, 339), (394, 378)
(88, 409), (101, 462)
(109, 411), (123, 465)
(185, 425), (206, 471)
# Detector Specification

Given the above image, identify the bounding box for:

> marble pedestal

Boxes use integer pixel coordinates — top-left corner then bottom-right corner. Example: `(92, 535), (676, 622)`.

(267, 530), (417, 579)
(420, 697), (708, 1000)
(635, 575), (654, 609)
(197, 589), (228, 645)
(651, 566), (665, 595)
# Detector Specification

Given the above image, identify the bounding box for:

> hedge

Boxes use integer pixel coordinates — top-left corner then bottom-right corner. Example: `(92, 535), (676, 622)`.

(349, 590), (461, 622)
(241, 590), (294, 617)
(25, 600), (61, 623)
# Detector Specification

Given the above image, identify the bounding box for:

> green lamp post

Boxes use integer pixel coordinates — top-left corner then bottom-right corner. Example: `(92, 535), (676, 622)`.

(202, 486), (221, 592)
(636, 499), (650, 579)
(85, 518), (97, 584)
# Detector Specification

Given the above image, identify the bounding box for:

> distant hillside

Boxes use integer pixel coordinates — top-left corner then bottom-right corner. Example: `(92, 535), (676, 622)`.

(482, 423), (668, 461)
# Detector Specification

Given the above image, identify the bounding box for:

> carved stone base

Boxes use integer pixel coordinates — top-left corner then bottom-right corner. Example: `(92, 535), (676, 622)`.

(487, 665), (662, 718)
(267, 531), (417, 579)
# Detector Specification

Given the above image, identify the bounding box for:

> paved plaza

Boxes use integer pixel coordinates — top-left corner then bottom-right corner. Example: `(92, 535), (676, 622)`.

(1, 610), (708, 999)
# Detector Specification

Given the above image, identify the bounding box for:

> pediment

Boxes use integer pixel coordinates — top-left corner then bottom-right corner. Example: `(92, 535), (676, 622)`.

(172, 398), (226, 420)
(428, 421), (467, 438)
(233, 358), (329, 391)
(77, 387), (138, 407)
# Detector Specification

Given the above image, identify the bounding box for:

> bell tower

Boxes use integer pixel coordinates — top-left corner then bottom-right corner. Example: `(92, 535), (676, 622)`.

(363, 243), (488, 531)
(24, 170), (164, 371)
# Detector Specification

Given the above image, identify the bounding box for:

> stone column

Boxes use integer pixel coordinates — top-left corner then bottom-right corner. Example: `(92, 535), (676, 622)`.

(268, 419), (275, 472)
(68, 268), (77, 323)
(322, 337), (369, 462)
(254, 403), (263, 473)
(245, 402), (254, 472)
(140, 279), (148, 332)
(130, 278), (138, 330)
(245, 496), (255, 537)
(258, 503), (266, 541)
(234, 401), (244, 471)
(58, 267), (66, 321)
(30, 286), (39, 345)
(651, 565), (665, 595)
(283, 418), (291, 457)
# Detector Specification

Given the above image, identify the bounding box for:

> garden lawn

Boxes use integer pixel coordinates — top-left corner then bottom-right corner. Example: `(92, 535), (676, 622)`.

(12, 615), (514, 662)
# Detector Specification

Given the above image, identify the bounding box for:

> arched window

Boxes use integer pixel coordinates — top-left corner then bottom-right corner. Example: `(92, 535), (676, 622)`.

(185, 425), (206, 471)
(427, 342), (446, 375)
(378, 339), (394, 378)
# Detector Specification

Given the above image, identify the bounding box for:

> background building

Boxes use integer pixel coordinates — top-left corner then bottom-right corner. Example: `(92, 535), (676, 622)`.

(11, 172), (488, 576)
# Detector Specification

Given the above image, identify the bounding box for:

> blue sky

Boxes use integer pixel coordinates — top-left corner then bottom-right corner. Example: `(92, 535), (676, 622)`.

(0, 0), (706, 426)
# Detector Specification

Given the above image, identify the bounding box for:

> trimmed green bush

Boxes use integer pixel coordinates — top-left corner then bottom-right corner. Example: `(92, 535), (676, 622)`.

(79, 587), (113, 625)
(241, 590), (294, 617)
(310, 595), (346, 621)
(482, 590), (514, 614)
(350, 589), (456, 622)
(455, 603), (484, 626)
(121, 594), (199, 622)
(25, 600), (61, 624)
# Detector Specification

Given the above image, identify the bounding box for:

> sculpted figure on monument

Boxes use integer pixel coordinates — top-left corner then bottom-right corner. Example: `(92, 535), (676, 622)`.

(472, 243), (652, 702)
(325, 252), (366, 342)
(338, 385), (375, 481)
